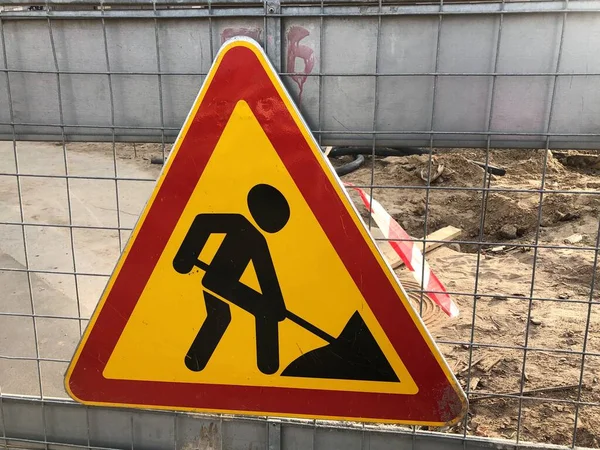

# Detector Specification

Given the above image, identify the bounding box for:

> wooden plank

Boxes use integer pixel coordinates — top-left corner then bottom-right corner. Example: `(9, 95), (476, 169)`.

(418, 225), (462, 256)
(370, 225), (462, 269)
(370, 227), (401, 267)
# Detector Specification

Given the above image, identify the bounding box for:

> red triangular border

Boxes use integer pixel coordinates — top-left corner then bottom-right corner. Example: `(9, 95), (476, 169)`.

(66, 40), (466, 426)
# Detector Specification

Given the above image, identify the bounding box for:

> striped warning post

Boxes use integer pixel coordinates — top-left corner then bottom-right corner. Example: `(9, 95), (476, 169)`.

(344, 182), (459, 318)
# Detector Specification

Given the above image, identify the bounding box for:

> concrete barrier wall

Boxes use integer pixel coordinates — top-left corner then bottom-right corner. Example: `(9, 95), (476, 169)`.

(1, 1), (600, 148)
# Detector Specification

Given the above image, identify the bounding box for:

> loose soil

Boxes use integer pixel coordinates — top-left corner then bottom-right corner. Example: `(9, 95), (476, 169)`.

(339, 148), (600, 448)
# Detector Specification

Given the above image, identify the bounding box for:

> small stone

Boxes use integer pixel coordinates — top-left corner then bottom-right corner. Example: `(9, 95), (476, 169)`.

(475, 425), (490, 436)
(413, 204), (426, 216)
(448, 243), (461, 252)
(564, 234), (583, 245)
(558, 211), (580, 222)
(558, 293), (570, 299)
(530, 317), (542, 325)
(499, 224), (518, 239)
(469, 377), (481, 391)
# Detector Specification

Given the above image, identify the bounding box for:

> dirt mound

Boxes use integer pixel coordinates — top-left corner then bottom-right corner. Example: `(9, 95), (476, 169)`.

(341, 148), (600, 447)
(342, 149), (600, 251)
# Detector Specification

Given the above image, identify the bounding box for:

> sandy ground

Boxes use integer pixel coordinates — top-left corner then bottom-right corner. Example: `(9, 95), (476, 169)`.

(1, 142), (599, 448)
(341, 148), (600, 448)
(0, 141), (161, 397)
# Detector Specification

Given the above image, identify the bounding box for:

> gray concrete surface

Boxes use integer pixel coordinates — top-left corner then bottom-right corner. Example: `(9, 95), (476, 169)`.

(0, 141), (160, 398)
(3, 8), (600, 151)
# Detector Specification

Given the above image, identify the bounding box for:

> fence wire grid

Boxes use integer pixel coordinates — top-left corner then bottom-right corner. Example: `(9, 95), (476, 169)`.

(0, 0), (599, 449)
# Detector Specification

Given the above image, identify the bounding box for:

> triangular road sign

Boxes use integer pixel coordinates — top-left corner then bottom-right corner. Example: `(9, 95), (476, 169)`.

(65, 37), (467, 426)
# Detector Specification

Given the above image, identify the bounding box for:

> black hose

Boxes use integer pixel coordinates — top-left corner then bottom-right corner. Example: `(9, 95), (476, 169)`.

(334, 154), (365, 176)
(468, 160), (506, 176)
(327, 146), (428, 176)
(329, 146), (430, 157)
(150, 146), (428, 177)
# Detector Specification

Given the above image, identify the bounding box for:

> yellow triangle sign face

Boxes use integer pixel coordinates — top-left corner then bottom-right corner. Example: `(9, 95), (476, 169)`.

(65, 37), (467, 426)
(103, 99), (417, 395)
(239, 259), (261, 293)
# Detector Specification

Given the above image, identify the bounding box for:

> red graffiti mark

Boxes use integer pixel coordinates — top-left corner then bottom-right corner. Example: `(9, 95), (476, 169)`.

(221, 27), (262, 45)
(286, 26), (315, 104)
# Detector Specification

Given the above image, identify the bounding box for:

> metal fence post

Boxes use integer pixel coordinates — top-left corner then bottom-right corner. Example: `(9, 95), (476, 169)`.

(265, 0), (282, 72)
(268, 420), (281, 450)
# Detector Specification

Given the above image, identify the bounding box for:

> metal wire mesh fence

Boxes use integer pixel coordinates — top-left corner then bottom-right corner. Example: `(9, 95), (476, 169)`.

(0, 0), (599, 449)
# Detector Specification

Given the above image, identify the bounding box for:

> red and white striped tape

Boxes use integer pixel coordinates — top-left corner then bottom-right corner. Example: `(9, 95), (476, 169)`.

(344, 182), (459, 318)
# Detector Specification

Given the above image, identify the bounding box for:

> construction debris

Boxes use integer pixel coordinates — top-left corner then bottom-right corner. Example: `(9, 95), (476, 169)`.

(371, 225), (463, 270)
(564, 234), (583, 245)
